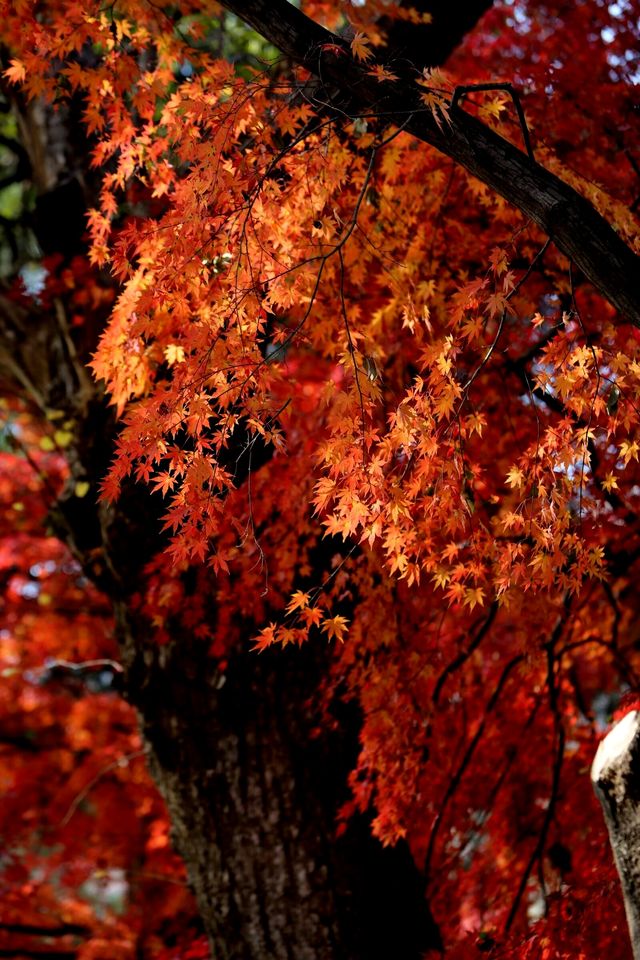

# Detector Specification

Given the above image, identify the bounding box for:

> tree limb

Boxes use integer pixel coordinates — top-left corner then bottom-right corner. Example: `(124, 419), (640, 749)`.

(219, 0), (640, 323)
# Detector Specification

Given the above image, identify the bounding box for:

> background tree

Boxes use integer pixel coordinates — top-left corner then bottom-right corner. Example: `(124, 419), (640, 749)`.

(0, 1), (638, 958)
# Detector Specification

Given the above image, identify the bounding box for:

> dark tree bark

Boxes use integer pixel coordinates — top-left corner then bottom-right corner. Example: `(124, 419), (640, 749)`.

(118, 609), (440, 960)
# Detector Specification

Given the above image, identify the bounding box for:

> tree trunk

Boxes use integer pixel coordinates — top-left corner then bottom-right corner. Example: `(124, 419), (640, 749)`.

(118, 606), (440, 960)
(591, 709), (640, 959)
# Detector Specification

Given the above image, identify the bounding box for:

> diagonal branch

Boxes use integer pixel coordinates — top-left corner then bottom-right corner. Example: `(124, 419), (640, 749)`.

(432, 600), (498, 706)
(219, 0), (640, 323)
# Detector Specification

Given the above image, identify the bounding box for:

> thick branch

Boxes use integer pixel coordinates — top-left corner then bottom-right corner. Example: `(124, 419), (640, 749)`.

(220, 0), (640, 323)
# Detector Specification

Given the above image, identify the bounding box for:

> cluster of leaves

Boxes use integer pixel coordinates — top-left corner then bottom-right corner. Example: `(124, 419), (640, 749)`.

(0, 0), (640, 955)
(0, 401), (207, 957)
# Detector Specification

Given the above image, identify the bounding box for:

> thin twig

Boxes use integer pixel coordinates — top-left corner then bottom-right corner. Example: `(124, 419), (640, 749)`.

(60, 749), (145, 826)
(432, 600), (498, 705)
(504, 599), (570, 931)
(424, 653), (524, 879)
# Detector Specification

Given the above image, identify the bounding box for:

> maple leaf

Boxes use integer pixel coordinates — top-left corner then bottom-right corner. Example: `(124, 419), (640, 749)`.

(463, 586), (485, 610)
(300, 605), (324, 628)
(164, 343), (185, 365)
(506, 466), (525, 489)
(151, 471), (176, 496)
(367, 64), (399, 83)
(432, 569), (450, 590)
(99, 473), (122, 503)
(460, 315), (484, 341)
(286, 590), (310, 614)
(321, 615), (349, 642)
(486, 291), (508, 318)
(620, 440), (639, 464)
(4, 58), (26, 84)
(479, 95), (509, 121)
(419, 89), (451, 131)
(350, 32), (374, 62)
(252, 622), (279, 652)
(489, 246), (508, 276)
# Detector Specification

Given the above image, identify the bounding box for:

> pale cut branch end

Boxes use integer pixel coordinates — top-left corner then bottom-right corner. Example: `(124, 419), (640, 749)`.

(592, 708), (640, 959)
(592, 709), (639, 784)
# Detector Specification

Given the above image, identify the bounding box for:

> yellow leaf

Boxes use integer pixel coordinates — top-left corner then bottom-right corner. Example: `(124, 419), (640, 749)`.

(480, 96), (508, 120)
(165, 343), (186, 365)
(39, 436), (55, 452)
(463, 587), (485, 610)
(466, 413), (485, 437)
(620, 440), (639, 464)
(506, 466), (525, 488)
(432, 570), (450, 590)
(54, 429), (74, 448)
(74, 480), (91, 498)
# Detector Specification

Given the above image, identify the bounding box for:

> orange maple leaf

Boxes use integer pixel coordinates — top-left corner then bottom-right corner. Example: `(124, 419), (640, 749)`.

(4, 59), (26, 84)
(321, 615), (349, 642)
(350, 32), (374, 63)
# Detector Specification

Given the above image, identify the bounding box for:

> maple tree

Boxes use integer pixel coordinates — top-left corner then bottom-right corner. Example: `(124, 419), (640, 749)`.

(0, 0), (639, 956)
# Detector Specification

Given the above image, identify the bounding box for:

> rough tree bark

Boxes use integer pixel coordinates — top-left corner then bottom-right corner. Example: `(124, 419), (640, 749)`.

(592, 709), (640, 959)
(118, 608), (440, 959)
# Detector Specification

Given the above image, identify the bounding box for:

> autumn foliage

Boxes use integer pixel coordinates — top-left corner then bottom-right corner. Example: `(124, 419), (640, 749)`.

(0, 0), (639, 957)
